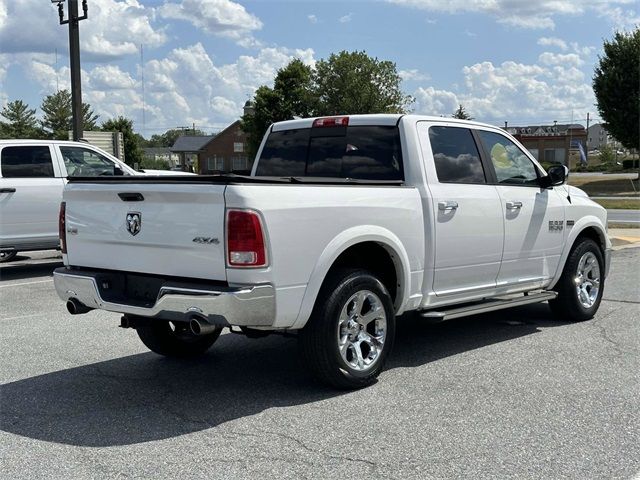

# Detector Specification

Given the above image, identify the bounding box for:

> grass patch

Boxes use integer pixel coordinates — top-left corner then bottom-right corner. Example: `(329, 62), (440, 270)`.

(569, 176), (639, 196)
(593, 198), (640, 209)
(608, 223), (640, 229)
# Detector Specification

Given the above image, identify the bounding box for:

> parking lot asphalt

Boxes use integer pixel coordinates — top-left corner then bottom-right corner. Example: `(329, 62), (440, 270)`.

(1, 250), (639, 480)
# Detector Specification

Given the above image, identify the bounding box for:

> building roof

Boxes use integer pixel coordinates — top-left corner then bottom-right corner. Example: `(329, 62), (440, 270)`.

(507, 124), (585, 136)
(143, 147), (173, 155)
(170, 135), (215, 152)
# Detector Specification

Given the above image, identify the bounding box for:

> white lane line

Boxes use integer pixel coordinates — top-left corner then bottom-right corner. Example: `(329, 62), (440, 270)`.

(0, 279), (53, 288)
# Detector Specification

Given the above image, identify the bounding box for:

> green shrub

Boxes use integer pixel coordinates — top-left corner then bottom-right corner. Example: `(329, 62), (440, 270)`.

(139, 158), (170, 170)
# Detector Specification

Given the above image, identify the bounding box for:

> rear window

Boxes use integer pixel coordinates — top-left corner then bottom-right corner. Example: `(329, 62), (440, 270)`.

(256, 125), (403, 180)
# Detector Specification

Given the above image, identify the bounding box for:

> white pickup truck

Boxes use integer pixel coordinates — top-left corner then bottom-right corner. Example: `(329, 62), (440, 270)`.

(53, 115), (610, 388)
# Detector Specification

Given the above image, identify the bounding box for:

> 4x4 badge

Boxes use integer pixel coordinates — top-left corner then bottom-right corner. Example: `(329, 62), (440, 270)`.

(126, 212), (142, 236)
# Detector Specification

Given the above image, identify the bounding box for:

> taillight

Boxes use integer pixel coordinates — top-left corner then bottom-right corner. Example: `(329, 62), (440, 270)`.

(59, 201), (67, 254)
(312, 116), (349, 128)
(226, 209), (267, 267)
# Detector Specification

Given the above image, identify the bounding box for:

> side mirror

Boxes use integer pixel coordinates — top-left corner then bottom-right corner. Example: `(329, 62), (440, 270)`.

(540, 165), (568, 188)
(114, 166), (125, 176)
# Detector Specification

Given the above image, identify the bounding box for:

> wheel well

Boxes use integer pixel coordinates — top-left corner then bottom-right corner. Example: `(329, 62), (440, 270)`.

(576, 226), (606, 255)
(326, 242), (400, 305)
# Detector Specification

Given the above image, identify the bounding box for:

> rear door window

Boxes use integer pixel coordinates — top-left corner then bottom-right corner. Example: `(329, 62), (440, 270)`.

(256, 125), (403, 180)
(0, 146), (55, 178)
(428, 126), (486, 184)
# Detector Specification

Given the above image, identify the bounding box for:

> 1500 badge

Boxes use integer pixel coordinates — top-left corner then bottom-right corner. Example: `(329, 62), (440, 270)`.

(549, 220), (564, 232)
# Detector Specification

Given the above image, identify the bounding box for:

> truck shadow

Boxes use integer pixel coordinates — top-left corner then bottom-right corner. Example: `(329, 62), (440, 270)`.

(0, 303), (564, 447)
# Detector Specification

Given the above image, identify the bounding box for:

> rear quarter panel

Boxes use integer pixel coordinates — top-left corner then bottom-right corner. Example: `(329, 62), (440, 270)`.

(224, 184), (425, 328)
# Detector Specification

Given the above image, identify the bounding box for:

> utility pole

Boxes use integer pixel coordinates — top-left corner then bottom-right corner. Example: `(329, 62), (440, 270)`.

(53, 0), (88, 141)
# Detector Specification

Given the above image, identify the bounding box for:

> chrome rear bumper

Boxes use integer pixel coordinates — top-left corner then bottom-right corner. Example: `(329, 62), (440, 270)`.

(53, 267), (275, 327)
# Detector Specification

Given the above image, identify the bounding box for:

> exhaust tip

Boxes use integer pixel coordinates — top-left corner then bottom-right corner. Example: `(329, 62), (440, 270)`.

(189, 316), (218, 336)
(67, 298), (91, 315)
(190, 317), (203, 335)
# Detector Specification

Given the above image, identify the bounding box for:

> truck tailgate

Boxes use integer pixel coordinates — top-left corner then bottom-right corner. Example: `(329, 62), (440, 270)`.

(63, 182), (227, 281)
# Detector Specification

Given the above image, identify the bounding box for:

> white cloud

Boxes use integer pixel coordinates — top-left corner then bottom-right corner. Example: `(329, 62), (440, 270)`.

(412, 44), (595, 124)
(0, 2), (7, 31)
(0, 0), (165, 61)
(133, 43), (316, 131)
(538, 52), (584, 68)
(159, 0), (262, 47)
(308, 14), (318, 24)
(594, 4), (640, 29)
(339, 13), (353, 23)
(414, 87), (459, 116)
(537, 37), (568, 51)
(388, 0), (639, 29)
(90, 65), (137, 90)
(399, 69), (431, 82)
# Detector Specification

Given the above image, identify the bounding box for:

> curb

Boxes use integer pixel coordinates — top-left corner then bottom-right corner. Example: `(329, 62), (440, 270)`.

(609, 236), (640, 250)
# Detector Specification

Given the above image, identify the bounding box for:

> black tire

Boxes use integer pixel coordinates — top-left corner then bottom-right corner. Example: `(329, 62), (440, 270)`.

(299, 268), (396, 389)
(0, 251), (17, 263)
(136, 320), (221, 357)
(549, 238), (605, 322)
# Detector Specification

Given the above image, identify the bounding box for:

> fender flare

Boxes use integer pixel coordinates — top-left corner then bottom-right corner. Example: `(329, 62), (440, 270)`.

(548, 216), (609, 289)
(291, 226), (412, 330)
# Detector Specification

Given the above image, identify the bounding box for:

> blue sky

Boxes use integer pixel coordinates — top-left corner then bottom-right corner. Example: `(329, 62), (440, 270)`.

(0, 0), (638, 137)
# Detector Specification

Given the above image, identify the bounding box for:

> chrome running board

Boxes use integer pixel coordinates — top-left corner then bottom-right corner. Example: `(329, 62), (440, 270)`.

(419, 291), (558, 321)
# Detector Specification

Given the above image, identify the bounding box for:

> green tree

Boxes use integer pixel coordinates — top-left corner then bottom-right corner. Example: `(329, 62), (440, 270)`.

(593, 29), (640, 151)
(102, 116), (143, 167)
(0, 100), (43, 139)
(598, 144), (616, 165)
(452, 104), (473, 120)
(40, 90), (99, 139)
(313, 51), (413, 116)
(241, 53), (412, 155)
(241, 59), (314, 155)
(147, 128), (207, 148)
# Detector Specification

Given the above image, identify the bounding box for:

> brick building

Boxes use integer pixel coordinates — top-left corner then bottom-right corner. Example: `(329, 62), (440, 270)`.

(505, 124), (587, 168)
(199, 120), (251, 174)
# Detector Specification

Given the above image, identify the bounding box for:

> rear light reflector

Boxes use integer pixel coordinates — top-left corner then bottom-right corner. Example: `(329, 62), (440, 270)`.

(59, 201), (67, 254)
(226, 209), (267, 267)
(312, 116), (349, 128)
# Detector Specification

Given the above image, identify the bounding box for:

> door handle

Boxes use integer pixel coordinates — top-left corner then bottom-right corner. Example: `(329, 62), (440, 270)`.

(0, 188), (16, 193)
(506, 201), (523, 210)
(438, 201), (458, 211)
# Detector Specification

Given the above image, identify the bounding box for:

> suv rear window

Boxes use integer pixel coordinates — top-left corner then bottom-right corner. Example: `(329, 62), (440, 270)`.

(256, 125), (403, 180)
(0, 146), (54, 178)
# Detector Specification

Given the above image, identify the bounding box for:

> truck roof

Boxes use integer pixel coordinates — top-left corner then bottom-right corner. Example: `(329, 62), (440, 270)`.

(0, 139), (95, 146)
(272, 114), (502, 132)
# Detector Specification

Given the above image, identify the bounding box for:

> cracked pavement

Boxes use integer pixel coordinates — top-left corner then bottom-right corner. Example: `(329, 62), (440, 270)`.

(0, 249), (638, 479)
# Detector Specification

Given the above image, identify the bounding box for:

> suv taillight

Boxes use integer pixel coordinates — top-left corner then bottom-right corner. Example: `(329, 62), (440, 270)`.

(226, 209), (267, 267)
(59, 201), (67, 254)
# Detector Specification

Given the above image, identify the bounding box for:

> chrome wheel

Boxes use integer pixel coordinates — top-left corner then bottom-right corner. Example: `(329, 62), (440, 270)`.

(337, 290), (387, 372)
(574, 251), (601, 309)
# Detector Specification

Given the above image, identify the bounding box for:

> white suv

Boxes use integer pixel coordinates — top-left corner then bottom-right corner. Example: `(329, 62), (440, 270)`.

(0, 140), (137, 262)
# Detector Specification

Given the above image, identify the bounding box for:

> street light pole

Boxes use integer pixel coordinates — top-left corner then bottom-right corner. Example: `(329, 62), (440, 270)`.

(53, 0), (88, 141)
